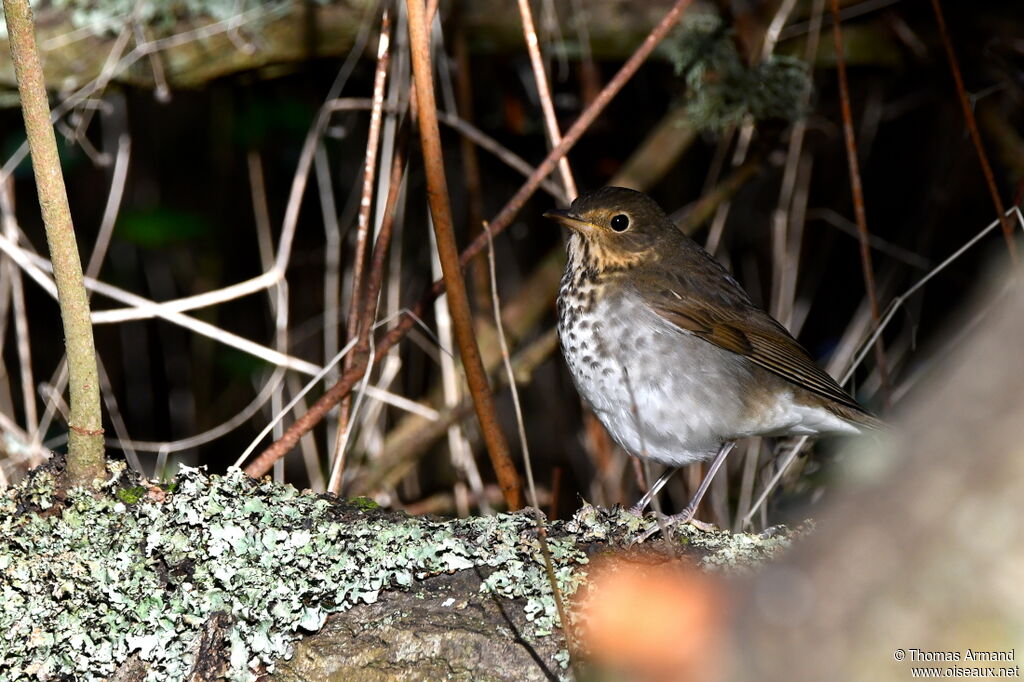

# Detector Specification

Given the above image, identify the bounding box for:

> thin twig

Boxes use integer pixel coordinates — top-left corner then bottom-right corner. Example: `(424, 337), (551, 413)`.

(769, 0), (824, 329)
(484, 222), (537, 509)
(741, 435), (809, 529)
(406, 0), (522, 510)
(85, 134), (131, 279)
(0, 180), (38, 457)
(429, 223), (479, 509)
(779, 0), (902, 41)
(359, 123), (411, 349)
(809, 207), (932, 270)
(830, 0), (891, 403)
(929, 0), (1018, 266)
(517, 0), (577, 200)
(452, 12), (492, 316)
(135, 21), (171, 102)
(250, 155), (291, 484)
(340, 9), (393, 437)
(328, 343), (375, 494)
(312, 146), (342, 390)
(843, 207), (1024, 386)
(706, 0), (797, 259)
(671, 157), (763, 233)
(94, 355), (141, 472)
(91, 270), (283, 324)
(67, 23), (132, 149)
(327, 120), (413, 490)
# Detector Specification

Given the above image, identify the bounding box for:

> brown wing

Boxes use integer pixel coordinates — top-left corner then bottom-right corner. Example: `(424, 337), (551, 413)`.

(648, 287), (865, 413)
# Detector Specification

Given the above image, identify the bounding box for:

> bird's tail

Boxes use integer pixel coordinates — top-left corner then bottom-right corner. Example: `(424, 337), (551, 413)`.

(845, 407), (888, 432)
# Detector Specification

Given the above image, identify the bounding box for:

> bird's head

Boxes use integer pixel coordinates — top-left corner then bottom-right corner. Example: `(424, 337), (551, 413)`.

(544, 186), (673, 270)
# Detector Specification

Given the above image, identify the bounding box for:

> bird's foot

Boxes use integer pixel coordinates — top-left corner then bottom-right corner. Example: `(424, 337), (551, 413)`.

(636, 504), (712, 542)
(686, 518), (718, 533)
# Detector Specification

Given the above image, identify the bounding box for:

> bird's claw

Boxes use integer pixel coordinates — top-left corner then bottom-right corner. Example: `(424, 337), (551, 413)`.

(635, 506), (705, 542)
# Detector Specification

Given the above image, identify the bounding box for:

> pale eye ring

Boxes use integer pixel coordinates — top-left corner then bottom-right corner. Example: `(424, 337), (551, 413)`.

(610, 214), (630, 232)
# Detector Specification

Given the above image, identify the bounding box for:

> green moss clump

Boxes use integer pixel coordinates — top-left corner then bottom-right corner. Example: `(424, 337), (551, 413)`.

(347, 496), (380, 511)
(116, 486), (148, 505)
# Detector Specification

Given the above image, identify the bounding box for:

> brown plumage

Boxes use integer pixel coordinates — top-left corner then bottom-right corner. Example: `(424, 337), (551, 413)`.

(547, 187), (881, 520)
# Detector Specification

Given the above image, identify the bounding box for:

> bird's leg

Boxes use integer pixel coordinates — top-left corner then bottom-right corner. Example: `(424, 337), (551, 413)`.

(629, 467), (679, 515)
(638, 442), (736, 541)
(672, 441), (736, 524)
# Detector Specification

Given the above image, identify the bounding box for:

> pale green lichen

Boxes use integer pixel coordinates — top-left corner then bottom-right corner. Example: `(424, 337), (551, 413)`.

(663, 8), (812, 131)
(18, 468), (57, 510)
(564, 503), (803, 574)
(0, 465), (798, 681)
(0, 465), (590, 681)
(671, 522), (803, 573)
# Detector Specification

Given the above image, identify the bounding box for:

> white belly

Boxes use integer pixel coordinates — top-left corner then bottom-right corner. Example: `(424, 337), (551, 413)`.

(558, 288), (858, 467)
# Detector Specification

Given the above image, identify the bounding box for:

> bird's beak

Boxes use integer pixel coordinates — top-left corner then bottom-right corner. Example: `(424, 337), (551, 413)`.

(543, 208), (594, 234)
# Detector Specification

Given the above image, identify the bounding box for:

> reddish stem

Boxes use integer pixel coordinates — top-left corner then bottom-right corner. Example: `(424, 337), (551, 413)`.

(830, 0), (891, 403)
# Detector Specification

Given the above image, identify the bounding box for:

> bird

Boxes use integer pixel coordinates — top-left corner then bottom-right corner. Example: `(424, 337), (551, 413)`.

(545, 186), (883, 526)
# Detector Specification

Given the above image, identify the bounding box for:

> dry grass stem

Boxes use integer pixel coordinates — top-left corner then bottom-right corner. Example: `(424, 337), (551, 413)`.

(339, 9), (393, 437)
(517, 0), (578, 200)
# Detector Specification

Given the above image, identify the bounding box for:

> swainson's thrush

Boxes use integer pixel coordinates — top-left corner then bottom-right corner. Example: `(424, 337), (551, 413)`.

(546, 187), (882, 524)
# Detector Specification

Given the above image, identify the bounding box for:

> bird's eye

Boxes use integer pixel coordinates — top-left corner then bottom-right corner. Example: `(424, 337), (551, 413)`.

(610, 214), (630, 232)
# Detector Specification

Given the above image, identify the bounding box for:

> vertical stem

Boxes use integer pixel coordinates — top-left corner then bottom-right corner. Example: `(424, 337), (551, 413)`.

(0, 181), (39, 455)
(929, 0), (1018, 266)
(406, 0), (523, 510)
(3, 0), (105, 486)
(452, 12), (492, 315)
(327, 123), (410, 496)
(516, 0), (577, 200)
(830, 0), (890, 403)
(339, 9), (393, 438)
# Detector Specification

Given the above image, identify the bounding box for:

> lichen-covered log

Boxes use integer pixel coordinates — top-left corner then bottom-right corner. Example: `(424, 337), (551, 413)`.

(0, 461), (796, 681)
(0, 0), (678, 92)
